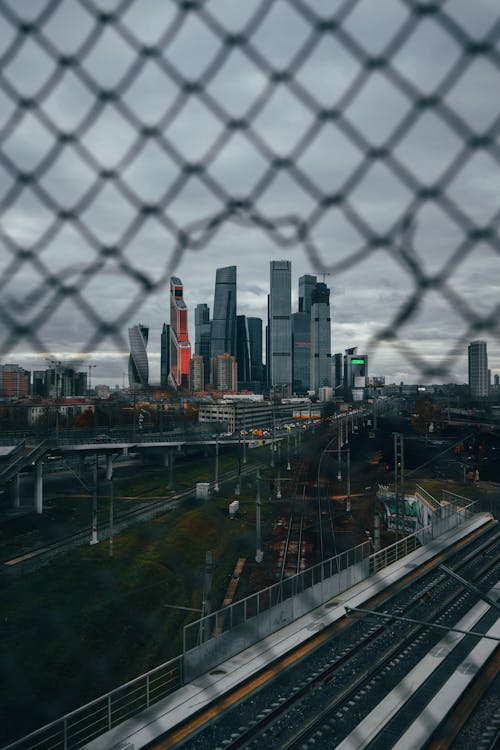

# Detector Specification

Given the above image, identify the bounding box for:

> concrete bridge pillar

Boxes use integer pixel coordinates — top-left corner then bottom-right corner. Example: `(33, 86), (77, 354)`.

(35, 461), (43, 514)
(79, 455), (85, 478)
(105, 454), (113, 481)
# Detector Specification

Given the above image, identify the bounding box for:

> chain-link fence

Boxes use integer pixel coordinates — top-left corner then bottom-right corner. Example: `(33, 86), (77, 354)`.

(1, 0), (500, 376)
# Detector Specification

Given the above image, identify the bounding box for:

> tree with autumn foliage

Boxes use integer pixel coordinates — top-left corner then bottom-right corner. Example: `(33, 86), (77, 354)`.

(72, 407), (94, 430)
(410, 395), (442, 436)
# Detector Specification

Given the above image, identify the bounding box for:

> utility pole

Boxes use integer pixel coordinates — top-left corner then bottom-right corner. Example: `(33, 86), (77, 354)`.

(199, 551), (214, 643)
(394, 432), (405, 538)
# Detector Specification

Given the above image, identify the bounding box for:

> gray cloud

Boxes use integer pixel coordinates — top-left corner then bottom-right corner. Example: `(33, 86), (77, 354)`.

(1, 0), (500, 385)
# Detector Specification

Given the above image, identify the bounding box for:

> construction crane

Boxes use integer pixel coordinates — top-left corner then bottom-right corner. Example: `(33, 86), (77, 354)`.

(87, 364), (97, 393)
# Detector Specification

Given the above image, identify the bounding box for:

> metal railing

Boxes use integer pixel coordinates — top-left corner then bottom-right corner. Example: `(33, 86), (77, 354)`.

(370, 523), (433, 573)
(3, 656), (182, 750)
(415, 483), (441, 510)
(183, 541), (370, 653)
(5, 489), (481, 749)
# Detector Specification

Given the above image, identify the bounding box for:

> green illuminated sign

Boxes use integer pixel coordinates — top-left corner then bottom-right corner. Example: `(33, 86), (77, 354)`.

(351, 358), (365, 364)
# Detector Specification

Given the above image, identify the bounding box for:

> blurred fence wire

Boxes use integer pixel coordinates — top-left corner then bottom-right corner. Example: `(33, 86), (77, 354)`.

(1, 0), (500, 376)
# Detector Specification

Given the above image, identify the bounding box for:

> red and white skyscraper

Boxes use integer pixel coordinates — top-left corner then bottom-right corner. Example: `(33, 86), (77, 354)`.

(168, 277), (191, 390)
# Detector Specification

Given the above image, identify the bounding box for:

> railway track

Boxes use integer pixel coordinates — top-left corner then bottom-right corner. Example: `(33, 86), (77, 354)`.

(274, 425), (349, 584)
(162, 525), (499, 750)
(1, 464), (260, 575)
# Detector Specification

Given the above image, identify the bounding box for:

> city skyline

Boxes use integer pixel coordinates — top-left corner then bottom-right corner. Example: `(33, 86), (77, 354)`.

(1, 2), (499, 386)
(5, 254), (500, 389)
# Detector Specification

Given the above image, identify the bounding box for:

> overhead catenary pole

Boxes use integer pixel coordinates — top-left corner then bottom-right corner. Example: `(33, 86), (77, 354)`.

(214, 436), (219, 492)
(109, 477), (114, 558)
(337, 420), (342, 480)
(235, 433), (241, 496)
(168, 448), (175, 491)
(346, 448), (351, 512)
(255, 469), (263, 563)
(270, 407), (275, 468)
(90, 453), (98, 545)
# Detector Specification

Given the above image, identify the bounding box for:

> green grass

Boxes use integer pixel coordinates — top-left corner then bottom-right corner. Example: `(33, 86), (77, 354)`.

(0, 477), (265, 745)
(0, 439), (296, 744)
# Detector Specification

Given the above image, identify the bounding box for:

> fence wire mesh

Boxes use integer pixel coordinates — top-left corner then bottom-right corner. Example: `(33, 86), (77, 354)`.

(1, 0), (500, 374)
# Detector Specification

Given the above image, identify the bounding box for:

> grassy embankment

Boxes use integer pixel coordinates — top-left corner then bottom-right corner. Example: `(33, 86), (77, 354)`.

(0, 444), (273, 744)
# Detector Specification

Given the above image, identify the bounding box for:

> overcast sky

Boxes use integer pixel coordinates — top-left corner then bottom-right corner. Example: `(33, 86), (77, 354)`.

(1, 0), (500, 386)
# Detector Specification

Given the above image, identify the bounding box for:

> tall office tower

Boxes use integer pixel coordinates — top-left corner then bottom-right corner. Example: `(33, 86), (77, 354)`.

(494, 373), (500, 387)
(298, 274), (317, 313)
(168, 277), (191, 390)
(0, 364), (30, 397)
(128, 324), (149, 388)
(310, 282), (332, 392)
(468, 340), (488, 397)
(333, 352), (343, 389)
(59, 367), (87, 396)
(210, 353), (237, 391)
(160, 323), (170, 388)
(190, 354), (205, 392)
(195, 303), (211, 384)
(293, 275), (316, 394)
(247, 316), (263, 384)
(210, 265), (237, 359)
(292, 312), (311, 393)
(268, 260), (292, 396)
(236, 315), (251, 384)
(32, 370), (46, 396)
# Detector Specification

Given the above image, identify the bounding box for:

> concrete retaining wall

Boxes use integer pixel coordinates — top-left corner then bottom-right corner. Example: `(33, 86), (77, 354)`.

(183, 558), (369, 681)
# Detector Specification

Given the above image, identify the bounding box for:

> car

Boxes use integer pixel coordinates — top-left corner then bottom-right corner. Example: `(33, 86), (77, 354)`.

(94, 434), (110, 442)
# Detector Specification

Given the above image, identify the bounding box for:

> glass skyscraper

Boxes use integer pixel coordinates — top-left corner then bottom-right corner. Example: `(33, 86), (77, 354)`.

(247, 316), (263, 384)
(298, 274), (317, 313)
(310, 282), (332, 392)
(268, 260), (292, 395)
(236, 315), (251, 384)
(293, 274), (316, 393)
(195, 303), (211, 385)
(468, 340), (488, 398)
(211, 265), (237, 358)
(168, 277), (191, 390)
(292, 312), (311, 393)
(128, 324), (149, 388)
(160, 322), (169, 388)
